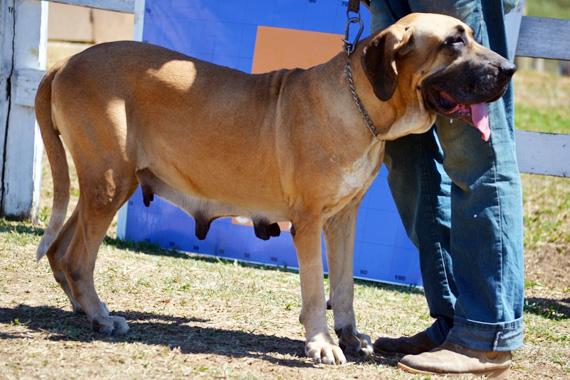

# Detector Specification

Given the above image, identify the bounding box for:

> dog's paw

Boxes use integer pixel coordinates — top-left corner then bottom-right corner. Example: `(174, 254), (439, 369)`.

(70, 300), (85, 314)
(91, 315), (130, 336)
(305, 336), (347, 365)
(336, 325), (373, 356)
(358, 333), (374, 356)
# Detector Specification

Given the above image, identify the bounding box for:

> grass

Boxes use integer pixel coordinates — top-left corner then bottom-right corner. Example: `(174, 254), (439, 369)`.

(526, 0), (570, 20)
(522, 173), (570, 252)
(514, 70), (570, 134)
(0, 72), (569, 379)
(0, 221), (424, 379)
(0, 214), (568, 379)
(516, 104), (570, 133)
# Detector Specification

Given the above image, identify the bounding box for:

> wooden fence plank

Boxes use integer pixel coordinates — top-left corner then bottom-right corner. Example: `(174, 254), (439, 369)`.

(516, 130), (570, 177)
(47, 0), (135, 13)
(516, 16), (570, 60)
(0, 0), (15, 213)
(13, 68), (45, 107)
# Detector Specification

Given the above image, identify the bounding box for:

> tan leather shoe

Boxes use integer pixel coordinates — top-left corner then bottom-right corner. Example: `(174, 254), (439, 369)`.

(373, 330), (438, 355)
(398, 341), (512, 379)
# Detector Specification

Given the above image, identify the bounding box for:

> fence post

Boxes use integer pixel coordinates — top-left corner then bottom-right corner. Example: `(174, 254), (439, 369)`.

(0, 0), (16, 219)
(0, 0), (47, 221)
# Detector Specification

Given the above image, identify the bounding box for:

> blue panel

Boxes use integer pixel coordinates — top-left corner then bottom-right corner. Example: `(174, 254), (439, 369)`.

(119, 0), (422, 287)
(215, 0), (248, 23)
(243, 0), (277, 26)
(303, 1), (338, 32)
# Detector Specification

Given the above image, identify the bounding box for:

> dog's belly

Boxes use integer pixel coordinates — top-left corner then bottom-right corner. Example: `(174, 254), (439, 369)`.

(136, 167), (288, 240)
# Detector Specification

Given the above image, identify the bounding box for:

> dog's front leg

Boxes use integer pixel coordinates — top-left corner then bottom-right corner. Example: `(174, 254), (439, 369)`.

(323, 203), (373, 357)
(291, 214), (346, 365)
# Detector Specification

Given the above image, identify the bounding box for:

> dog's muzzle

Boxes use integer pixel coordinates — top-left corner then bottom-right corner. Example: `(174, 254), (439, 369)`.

(422, 60), (516, 141)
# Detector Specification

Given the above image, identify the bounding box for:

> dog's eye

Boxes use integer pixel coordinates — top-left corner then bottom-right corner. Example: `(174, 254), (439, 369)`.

(444, 36), (465, 48)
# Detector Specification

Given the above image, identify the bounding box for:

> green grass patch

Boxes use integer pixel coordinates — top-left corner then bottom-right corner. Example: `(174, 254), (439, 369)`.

(514, 70), (570, 134)
(526, 0), (570, 20)
(516, 103), (570, 133)
(522, 173), (570, 252)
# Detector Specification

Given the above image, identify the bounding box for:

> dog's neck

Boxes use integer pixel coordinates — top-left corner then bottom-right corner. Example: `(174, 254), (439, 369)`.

(344, 55), (380, 139)
(341, 43), (436, 142)
(341, 49), (398, 140)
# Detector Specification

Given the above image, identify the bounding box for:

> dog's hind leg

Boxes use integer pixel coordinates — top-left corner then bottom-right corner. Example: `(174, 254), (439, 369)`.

(323, 201), (373, 357)
(44, 208), (84, 313)
(59, 173), (137, 335)
(290, 209), (346, 365)
(62, 207), (127, 334)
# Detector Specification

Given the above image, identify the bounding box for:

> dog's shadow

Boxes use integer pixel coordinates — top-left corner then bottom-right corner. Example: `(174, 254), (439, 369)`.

(0, 304), (398, 368)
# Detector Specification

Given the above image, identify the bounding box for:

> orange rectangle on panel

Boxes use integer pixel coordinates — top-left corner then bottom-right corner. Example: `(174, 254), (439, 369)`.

(252, 26), (343, 73)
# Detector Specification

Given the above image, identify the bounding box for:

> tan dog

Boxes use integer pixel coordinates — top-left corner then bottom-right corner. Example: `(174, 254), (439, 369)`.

(35, 13), (515, 365)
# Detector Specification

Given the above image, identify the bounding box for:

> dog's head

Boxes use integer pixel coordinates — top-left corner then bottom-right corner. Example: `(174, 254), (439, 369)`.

(361, 13), (516, 140)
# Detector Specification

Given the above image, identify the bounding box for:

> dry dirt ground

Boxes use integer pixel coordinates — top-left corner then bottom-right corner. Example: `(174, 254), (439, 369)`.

(0, 219), (568, 380)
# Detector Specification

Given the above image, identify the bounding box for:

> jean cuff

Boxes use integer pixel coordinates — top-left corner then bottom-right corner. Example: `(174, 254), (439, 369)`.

(446, 316), (524, 351)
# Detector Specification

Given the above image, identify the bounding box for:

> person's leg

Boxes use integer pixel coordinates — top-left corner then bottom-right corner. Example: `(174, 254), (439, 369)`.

(377, 131), (457, 353)
(371, 0), (525, 362)
(399, 92), (525, 375)
(397, 0), (525, 374)
(404, 0), (525, 353)
(370, 0), (457, 353)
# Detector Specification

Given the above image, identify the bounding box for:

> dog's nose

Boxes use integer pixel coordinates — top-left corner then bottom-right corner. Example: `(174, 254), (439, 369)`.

(499, 62), (517, 79)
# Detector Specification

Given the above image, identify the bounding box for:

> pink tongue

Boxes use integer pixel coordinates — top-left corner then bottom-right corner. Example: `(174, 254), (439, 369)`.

(471, 103), (490, 141)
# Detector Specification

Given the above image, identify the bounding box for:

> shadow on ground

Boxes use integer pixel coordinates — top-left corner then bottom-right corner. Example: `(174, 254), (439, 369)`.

(0, 304), (399, 368)
(524, 297), (570, 320)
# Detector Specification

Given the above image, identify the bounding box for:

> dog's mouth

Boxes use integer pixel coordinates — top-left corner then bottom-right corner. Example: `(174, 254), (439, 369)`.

(426, 87), (502, 141)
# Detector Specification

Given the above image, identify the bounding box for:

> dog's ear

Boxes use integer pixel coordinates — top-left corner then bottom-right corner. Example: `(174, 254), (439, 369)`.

(361, 25), (414, 101)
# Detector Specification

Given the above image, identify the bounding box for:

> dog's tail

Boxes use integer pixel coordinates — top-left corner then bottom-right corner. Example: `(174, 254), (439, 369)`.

(35, 62), (70, 262)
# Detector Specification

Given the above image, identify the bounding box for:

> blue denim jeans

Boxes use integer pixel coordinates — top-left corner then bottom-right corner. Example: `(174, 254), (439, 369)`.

(370, 0), (525, 351)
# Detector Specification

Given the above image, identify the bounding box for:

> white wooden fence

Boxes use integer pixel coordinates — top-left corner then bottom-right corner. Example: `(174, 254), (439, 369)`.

(0, 0), (143, 221)
(0, 0), (568, 221)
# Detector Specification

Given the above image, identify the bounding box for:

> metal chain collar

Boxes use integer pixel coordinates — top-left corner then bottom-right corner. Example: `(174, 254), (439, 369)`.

(342, 10), (380, 138)
(345, 55), (380, 138)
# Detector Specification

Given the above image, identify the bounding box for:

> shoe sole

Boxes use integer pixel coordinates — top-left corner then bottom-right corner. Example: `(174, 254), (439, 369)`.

(398, 362), (511, 379)
(372, 345), (405, 356)
(372, 344), (437, 356)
